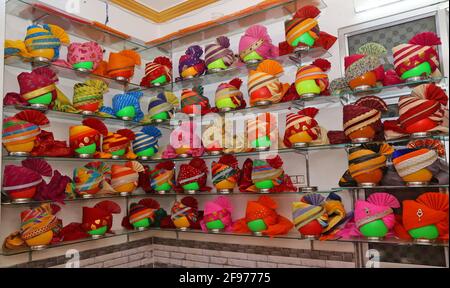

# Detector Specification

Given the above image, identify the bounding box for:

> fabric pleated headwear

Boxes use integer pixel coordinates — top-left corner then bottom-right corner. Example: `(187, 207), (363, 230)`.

(392, 32), (441, 77)
(251, 159), (284, 185)
(246, 112), (278, 145)
(20, 203), (61, 242)
(396, 193), (448, 240)
(205, 36), (235, 67)
(69, 118), (108, 152)
(110, 161), (144, 192)
(232, 196), (293, 236)
(150, 161), (175, 190)
(99, 91), (144, 122)
(73, 80), (108, 111)
(140, 56), (172, 87)
(14, 67), (59, 104)
(178, 45), (206, 76)
(284, 107), (321, 147)
(211, 155), (240, 187)
(106, 50), (141, 78)
(284, 5), (320, 47)
(170, 197), (199, 226)
(392, 148), (438, 178)
(177, 158), (208, 189)
(128, 199), (160, 226)
(355, 193), (399, 229)
(344, 43), (386, 83)
(4, 24), (69, 60)
(200, 196), (233, 232)
(292, 194), (327, 231)
(383, 84), (449, 139)
(347, 143), (393, 179)
(72, 161), (110, 196)
(67, 41), (103, 69)
(238, 25), (278, 61)
(343, 96), (387, 137)
(2, 110), (48, 151)
(147, 91), (178, 118)
(81, 201), (121, 233)
(180, 86), (212, 115)
(162, 121), (205, 158)
(247, 60), (289, 105)
(102, 129), (135, 155)
(132, 126), (161, 155)
(295, 59), (331, 92)
(214, 78), (246, 109)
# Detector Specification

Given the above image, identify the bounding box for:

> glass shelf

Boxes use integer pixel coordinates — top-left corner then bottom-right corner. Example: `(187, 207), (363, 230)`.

(4, 56), (171, 93)
(1, 189), (341, 206)
(5, 0), (149, 53)
(2, 226), (447, 256)
(2, 105), (173, 129)
(334, 185), (449, 191)
(171, 48), (332, 90)
(3, 133), (447, 163)
(144, 0), (327, 49)
(336, 77), (447, 104)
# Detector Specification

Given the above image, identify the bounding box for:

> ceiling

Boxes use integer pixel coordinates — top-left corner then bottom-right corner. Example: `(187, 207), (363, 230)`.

(110, 0), (219, 23)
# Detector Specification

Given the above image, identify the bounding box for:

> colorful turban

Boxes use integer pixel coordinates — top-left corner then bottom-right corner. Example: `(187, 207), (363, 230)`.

(170, 196), (200, 229)
(20, 204), (61, 247)
(392, 148), (438, 179)
(162, 121), (205, 158)
(101, 129), (136, 159)
(343, 96), (387, 140)
(347, 143), (393, 182)
(111, 161), (144, 194)
(337, 193), (400, 239)
(3, 159), (52, 201)
(345, 43), (386, 84)
(100, 91), (144, 122)
(233, 196), (293, 236)
(383, 83), (449, 139)
(177, 158), (210, 191)
(246, 112), (278, 148)
(180, 86), (213, 115)
(239, 25), (278, 62)
(82, 201), (121, 235)
(248, 60), (289, 106)
(407, 139), (446, 158)
(2, 110), (48, 154)
(178, 45), (206, 77)
(150, 161), (175, 191)
(66, 41), (103, 70)
(205, 36), (235, 69)
(292, 194), (327, 236)
(284, 5), (320, 47)
(239, 156), (297, 193)
(69, 118), (108, 154)
(4, 24), (69, 61)
(392, 32), (441, 79)
(125, 198), (161, 229)
(284, 107), (321, 147)
(132, 126), (162, 156)
(73, 80), (108, 112)
(106, 50), (141, 79)
(202, 117), (225, 153)
(8, 67), (59, 106)
(211, 155), (240, 189)
(200, 196), (234, 232)
(295, 59), (331, 95)
(215, 78), (246, 110)
(140, 56), (172, 87)
(72, 162), (111, 197)
(395, 193), (448, 240)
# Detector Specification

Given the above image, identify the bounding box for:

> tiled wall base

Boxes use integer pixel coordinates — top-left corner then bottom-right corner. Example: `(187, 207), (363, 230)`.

(152, 237), (355, 268)
(8, 237), (356, 268)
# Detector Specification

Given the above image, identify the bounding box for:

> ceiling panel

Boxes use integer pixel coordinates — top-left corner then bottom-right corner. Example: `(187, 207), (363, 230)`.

(135, 0), (187, 12)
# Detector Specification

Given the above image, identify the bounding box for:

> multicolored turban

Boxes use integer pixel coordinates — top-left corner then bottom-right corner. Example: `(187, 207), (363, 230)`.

(146, 91), (179, 120)
(69, 118), (108, 155)
(140, 56), (172, 87)
(246, 112), (278, 148)
(239, 25), (278, 62)
(20, 203), (61, 247)
(295, 59), (331, 94)
(177, 158), (210, 191)
(284, 107), (321, 147)
(72, 162), (111, 197)
(233, 196), (293, 236)
(99, 91), (144, 122)
(4, 24), (69, 61)
(214, 78), (246, 110)
(162, 121), (205, 158)
(101, 129), (136, 159)
(122, 198), (162, 230)
(132, 126), (162, 156)
(392, 32), (441, 79)
(180, 86), (213, 115)
(178, 45), (206, 77)
(211, 155), (240, 189)
(392, 148), (438, 179)
(150, 161), (175, 191)
(110, 161), (145, 194)
(383, 84), (449, 139)
(170, 196), (200, 229)
(205, 36), (235, 69)
(248, 60), (290, 106)
(73, 80), (108, 112)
